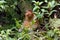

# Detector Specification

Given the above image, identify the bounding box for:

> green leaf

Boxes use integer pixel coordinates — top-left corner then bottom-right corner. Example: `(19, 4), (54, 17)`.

(0, 1), (6, 4)
(47, 30), (55, 37)
(33, 6), (40, 12)
(49, 10), (57, 16)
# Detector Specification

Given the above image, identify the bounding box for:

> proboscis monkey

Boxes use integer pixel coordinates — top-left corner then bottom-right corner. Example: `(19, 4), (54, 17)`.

(23, 10), (39, 30)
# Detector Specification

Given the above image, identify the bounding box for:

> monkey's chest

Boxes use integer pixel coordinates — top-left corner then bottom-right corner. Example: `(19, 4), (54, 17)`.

(23, 20), (36, 28)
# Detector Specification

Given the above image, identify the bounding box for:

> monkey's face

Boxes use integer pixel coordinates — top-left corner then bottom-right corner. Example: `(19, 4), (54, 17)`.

(25, 11), (34, 18)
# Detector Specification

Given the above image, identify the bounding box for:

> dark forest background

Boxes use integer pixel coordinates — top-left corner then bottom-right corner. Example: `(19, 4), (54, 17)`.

(0, 0), (60, 40)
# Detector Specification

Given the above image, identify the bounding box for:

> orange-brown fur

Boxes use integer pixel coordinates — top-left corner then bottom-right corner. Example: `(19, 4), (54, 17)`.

(23, 10), (39, 29)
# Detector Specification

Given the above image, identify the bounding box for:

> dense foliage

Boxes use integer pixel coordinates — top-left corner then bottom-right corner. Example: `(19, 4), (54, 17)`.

(0, 0), (60, 40)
